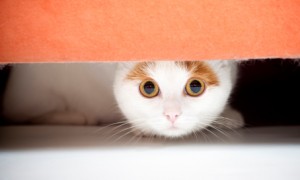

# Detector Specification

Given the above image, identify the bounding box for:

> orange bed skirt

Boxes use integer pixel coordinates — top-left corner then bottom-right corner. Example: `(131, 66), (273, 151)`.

(0, 0), (300, 63)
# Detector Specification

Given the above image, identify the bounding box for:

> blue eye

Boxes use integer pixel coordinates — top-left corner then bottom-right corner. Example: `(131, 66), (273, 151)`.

(185, 78), (205, 96)
(139, 80), (159, 98)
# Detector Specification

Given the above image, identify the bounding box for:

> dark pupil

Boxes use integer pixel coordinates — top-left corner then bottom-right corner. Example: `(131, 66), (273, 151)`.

(144, 81), (155, 94)
(190, 80), (202, 93)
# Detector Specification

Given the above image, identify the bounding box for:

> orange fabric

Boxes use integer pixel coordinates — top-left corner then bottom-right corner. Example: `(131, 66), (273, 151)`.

(0, 0), (300, 63)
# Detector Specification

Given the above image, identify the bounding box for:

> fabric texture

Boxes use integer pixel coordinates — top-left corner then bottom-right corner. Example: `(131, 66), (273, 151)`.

(0, 0), (300, 62)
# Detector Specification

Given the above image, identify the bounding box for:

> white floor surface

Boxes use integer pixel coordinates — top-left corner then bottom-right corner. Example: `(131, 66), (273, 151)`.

(0, 125), (300, 180)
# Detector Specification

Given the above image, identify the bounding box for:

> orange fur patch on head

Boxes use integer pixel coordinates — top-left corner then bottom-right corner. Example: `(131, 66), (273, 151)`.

(176, 61), (219, 86)
(126, 62), (155, 80)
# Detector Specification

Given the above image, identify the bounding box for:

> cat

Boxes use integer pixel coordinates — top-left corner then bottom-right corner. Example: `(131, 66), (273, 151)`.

(2, 61), (244, 138)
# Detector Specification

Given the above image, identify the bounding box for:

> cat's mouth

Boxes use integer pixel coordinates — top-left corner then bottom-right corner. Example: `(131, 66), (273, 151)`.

(168, 126), (178, 130)
(143, 118), (197, 138)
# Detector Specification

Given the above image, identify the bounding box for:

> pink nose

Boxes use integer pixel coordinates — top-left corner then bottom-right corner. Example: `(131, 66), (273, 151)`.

(164, 111), (181, 124)
(163, 99), (182, 124)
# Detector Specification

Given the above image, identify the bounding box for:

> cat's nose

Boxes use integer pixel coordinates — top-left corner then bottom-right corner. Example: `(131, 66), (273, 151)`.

(163, 99), (182, 124)
(164, 110), (182, 124)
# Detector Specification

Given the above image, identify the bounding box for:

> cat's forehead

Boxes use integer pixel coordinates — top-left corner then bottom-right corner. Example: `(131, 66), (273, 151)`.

(126, 61), (219, 86)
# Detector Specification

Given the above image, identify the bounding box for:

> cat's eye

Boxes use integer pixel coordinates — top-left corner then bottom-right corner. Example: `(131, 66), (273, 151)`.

(185, 78), (205, 97)
(139, 80), (159, 98)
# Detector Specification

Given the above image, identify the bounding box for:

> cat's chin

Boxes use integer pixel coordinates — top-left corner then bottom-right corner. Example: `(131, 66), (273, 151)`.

(132, 126), (192, 138)
(151, 127), (193, 138)
(159, 129), (191, 138)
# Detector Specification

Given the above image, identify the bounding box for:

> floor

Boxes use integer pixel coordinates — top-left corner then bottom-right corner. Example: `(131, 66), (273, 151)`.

(0, 125), (299, 180)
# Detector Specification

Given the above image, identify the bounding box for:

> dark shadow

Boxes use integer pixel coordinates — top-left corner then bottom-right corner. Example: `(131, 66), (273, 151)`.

(231, 59), (300, 127)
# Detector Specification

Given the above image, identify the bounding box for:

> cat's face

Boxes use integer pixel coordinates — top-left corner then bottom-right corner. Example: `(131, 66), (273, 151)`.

(114, 61), (236, 138)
